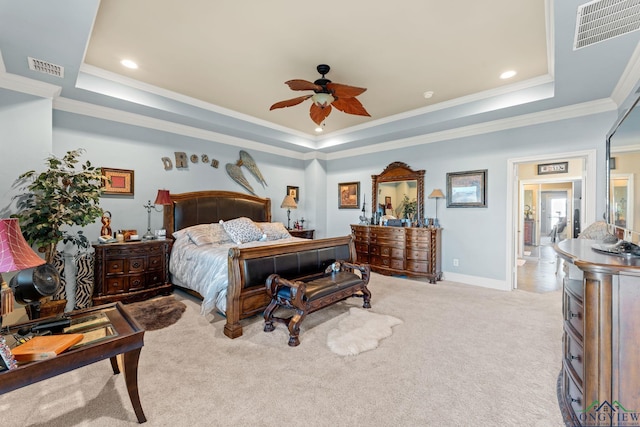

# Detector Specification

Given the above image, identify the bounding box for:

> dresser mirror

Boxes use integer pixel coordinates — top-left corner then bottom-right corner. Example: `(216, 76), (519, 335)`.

(372, 162), (425, 222)
(606, 93), (640, 245)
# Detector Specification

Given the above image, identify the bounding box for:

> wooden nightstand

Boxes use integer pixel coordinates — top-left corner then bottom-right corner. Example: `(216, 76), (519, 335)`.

(289, 229), (315, 239)
(92, 239), (172, 305)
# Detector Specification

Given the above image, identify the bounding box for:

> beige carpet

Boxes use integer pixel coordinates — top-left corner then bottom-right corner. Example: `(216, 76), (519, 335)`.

(0, 273), (565, 426)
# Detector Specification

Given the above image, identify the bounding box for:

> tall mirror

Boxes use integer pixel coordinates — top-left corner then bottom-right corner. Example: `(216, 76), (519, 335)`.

(606, 94), (640, 244)
(372, 162), (425, 223)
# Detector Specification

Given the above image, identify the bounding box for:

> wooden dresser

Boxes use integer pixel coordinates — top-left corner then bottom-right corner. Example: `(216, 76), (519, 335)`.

(92, 239), (173, 305)
(289, 229), (314, 239)
(351, 225), (442, 283)
(555, 239), (640, 426)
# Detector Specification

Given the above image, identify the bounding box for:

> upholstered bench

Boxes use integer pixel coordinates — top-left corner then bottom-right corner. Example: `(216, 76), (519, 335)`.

(263, 260), (371, 346)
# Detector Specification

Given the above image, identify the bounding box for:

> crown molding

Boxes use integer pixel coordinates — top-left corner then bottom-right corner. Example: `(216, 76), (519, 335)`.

(326, 98), (616, 160)
(53, 97), (305, 160)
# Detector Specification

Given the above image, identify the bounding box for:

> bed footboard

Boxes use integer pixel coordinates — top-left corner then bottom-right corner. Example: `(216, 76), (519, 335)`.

(224, 236), (356, 338)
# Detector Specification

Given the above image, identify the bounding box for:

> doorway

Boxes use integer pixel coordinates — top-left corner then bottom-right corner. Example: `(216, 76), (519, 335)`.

(507, 150), (596, 292)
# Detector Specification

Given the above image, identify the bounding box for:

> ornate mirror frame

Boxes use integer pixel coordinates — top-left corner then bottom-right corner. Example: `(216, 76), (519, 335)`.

(372, 162), (425, 220)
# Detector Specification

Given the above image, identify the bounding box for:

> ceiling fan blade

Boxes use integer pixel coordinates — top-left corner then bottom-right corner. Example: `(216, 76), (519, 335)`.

(270, 95), (312, 110)
(310, 103), (332, 125)
(285, 79), (323, 91)
(326, 82), (367, 98)
(331, 97), (370, 117)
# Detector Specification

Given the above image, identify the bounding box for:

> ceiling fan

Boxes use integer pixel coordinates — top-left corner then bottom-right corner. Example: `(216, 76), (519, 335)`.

(270, 64), (370, 126)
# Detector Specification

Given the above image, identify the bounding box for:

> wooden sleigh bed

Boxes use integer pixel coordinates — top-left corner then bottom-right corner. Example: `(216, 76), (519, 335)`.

(163, 190), (355, 339)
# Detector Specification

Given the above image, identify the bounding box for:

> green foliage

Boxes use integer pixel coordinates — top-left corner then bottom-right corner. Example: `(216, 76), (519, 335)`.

(12, 149), (104, 262)
(399, 194), (417, 221)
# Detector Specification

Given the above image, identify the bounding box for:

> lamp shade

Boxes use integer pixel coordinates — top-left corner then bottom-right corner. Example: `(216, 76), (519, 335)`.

(0, 218), (45, 273)
(154, 189), (172, 205)
(428, 189), (445, 199)
(280, 195), (298, 209)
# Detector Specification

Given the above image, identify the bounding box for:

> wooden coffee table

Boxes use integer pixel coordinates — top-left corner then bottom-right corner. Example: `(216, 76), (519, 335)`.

(0, 302), (147, 423)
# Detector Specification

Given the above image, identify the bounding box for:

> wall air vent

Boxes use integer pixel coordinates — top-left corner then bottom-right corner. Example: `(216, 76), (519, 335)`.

(574, 0), (640, 50)
(27, 56), (64, 78)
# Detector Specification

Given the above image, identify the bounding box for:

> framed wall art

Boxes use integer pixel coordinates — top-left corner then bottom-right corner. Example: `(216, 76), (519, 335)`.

(537, 161), (568, 175)
(338, 182), (360, 209)
(102, 168), (134, 196)
(446, 169), (487, 208)
(287, 185), (299, 203)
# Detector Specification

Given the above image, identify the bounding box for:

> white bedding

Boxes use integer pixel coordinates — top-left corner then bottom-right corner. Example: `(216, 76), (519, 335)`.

(169, 236), (303, 315)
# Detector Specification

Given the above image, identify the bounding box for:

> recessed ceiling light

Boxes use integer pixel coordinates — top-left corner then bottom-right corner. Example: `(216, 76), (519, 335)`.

(315, 125), (323, 133)
(423, 91), (434, 99)
(500, 70), (517, 79)
(120, 59), (138, 69)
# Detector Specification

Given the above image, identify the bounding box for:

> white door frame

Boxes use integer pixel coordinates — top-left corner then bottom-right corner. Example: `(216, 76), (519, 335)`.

(506, 149), (596, 290)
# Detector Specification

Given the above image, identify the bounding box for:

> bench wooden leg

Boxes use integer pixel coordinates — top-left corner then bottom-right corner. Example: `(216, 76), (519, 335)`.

(361, 287), (372, 309)
(287, 310), (306, 347)
(263, 300), (278, 332)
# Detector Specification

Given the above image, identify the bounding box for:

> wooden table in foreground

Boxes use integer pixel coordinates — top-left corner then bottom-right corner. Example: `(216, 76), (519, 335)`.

(0, 302), (147, 423)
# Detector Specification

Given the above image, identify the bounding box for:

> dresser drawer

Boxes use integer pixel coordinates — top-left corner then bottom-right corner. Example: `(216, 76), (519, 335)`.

(563, 368), (584, 416)
(355, 253), (370, 263)
(355, 242), (369, 253)
(380, 257), (404, 270)
(147, 254), (163, 271)
(563, 331), (584, 386)
(406, 249), (429, 260)
(564, 291), (584, 339)
(107, 259), (126, 275)
(146, 271), (164, 288)
(105, 276), (128, 294)
(407, 260), (428, 273)
(127, 274), (146, 292)
(380, 246), (404, 259)
(128, 257), (146, 273)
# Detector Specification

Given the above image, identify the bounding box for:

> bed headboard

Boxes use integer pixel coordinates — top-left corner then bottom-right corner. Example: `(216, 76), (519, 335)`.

(163, 190), (271, 236)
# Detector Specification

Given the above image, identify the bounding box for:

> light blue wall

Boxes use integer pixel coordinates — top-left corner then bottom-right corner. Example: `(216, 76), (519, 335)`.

(326, 111), (615, 282)
(0, 89), (52, 217)
(52, 111), (307, 240)
(0, 94), (617, 288)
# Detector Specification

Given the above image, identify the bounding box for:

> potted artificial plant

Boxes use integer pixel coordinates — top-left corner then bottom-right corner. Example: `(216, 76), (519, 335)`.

(12, 148), (104, 264)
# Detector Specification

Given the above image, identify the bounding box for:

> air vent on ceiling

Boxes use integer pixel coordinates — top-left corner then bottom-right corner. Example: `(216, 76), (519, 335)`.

(574, 0), (640, 50)
(27, 56), (64, 78)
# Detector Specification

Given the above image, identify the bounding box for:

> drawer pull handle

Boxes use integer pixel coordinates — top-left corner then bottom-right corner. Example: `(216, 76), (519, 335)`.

(569, 353), (580, 361)
(568, 395), (580, 404)
(132, 262), (141, 268)
(569, 310), (579, 318)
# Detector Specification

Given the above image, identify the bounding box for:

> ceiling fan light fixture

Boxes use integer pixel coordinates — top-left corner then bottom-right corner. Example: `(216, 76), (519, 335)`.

(311, 92), (334, 108)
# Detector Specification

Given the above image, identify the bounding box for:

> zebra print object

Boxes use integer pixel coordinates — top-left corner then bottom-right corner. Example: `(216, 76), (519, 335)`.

(52, 251), (67, 301)
(74, 252), (94, 309)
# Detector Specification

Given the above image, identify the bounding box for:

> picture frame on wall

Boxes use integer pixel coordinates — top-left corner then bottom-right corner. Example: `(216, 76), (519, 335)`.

(338, 182), (360, 209)
(446, 169), (487, 208)
(537, 161), (568, 175)
(102, 168), (135, 196)
(287, 185), (299, 203)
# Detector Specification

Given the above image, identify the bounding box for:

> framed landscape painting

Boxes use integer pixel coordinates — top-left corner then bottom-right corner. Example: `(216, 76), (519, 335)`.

(446, 169), (487, 208)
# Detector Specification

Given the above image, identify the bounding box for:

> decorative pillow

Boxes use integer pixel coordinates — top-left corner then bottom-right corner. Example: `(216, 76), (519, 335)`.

(210, 223), (233, 244)
(258, 222), (292, 240)
(172, 223), (211, 242)
(186, 224), (216, 246)
(220, 217), (263, 244)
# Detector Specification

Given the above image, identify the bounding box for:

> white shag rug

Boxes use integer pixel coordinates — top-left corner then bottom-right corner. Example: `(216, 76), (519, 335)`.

(327, 307), (403, 356)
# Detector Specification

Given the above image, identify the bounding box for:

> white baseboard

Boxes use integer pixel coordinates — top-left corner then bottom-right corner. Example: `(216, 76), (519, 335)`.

(442, 271), (510, 291)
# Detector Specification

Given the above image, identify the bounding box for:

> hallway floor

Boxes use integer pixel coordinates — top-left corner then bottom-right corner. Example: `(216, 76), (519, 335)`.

(517, 243), (563, 293)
